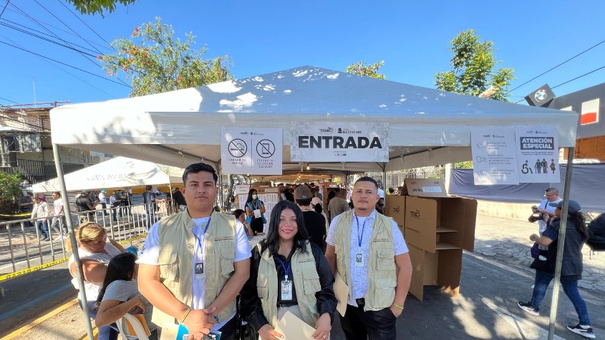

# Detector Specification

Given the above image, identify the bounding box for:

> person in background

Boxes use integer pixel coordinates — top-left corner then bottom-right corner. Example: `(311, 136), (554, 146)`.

(531, 187), (562, 234)
(245, 189), (266, 235)
(95, 252), (157, 339)
(137, 162), (251, 340)
(142, 185), (156, 228)
(294, 185), (327, 252)
(325, 177), (412, 340)
(67, 222), (125, 340)
(31, 196), (50, 241)
(327, 188), (349, 223)
(240, 200), (336, 340)
(172, 187), (187, 212)
(36, 192), (47, 202)
(76, 190), (96, 222)
(311, 197), (329, 236)
(98, 190), (108, 216)
(518, 200), (595, 339)
(51, 191), (67, 241)
(233, 209), (254, 237)
(19, 191), (34, 214)
(109, 192), (118, 222)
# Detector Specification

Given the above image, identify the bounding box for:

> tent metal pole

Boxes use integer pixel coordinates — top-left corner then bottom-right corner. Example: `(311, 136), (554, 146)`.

(52, 144), (94, 340)
(547, 147), (575, 340)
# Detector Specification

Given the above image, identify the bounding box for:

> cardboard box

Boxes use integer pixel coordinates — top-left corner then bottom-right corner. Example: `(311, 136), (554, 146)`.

(385, 195), (405, 236)
(403, 178), (448, 197)
(403, 194), (477, 301)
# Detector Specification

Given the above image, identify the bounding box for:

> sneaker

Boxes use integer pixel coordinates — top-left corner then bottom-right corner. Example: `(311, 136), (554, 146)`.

(567, 324), (595, 338)
(53, 235), (64, 241)
(517, 301), (539, 316)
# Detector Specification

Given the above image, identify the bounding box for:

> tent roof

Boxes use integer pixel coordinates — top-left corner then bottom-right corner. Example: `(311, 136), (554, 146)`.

(32, 156), (183, 192)
(50, 66), (579, 174)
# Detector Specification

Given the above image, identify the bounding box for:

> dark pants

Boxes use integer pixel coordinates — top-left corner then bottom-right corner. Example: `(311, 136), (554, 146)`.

(250, 217), (264, 234)
(340, 301), (397, 340)
(218, 316), (237, 340)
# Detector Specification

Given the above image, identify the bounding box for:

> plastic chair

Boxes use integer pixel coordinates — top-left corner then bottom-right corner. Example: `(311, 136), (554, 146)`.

(116, 313), (150, 340)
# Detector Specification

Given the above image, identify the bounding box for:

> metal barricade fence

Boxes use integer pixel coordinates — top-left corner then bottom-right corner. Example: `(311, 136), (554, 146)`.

(0, 202), (169, 279)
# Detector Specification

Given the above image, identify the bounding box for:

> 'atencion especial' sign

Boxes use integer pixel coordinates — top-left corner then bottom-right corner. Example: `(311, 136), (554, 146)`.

(291, 122), (389, 162)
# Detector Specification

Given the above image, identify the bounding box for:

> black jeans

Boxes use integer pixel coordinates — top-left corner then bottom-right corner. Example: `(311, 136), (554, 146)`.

(340, 302), (397, 340)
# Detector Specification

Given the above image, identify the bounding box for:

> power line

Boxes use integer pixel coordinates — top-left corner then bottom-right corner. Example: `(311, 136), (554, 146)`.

(0, 0), (10, 19)
(0, 20), (98, 57)
(508, 38), (605, 94)
(0, 95), (18, 104)
(6, 2), (131, 88)
(551, 65), (605, 90)
(33, 0), (104, 56)
(56, 0), (113, 49)
(0, 39), (131, 88)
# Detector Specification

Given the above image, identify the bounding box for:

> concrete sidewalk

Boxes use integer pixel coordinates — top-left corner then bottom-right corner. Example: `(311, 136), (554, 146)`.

(5, 214), (605, 339)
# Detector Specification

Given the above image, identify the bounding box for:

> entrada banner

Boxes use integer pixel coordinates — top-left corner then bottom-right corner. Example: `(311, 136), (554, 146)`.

(291, 122), (389, 162)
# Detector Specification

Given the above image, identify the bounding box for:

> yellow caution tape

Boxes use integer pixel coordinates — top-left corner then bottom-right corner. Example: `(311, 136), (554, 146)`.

(0, 213), (31, 217)
(0, 233), (148, 282)
(0, 258), (69, 282)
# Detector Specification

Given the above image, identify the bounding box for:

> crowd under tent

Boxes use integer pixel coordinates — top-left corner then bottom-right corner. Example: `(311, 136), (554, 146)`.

(48, 66), (580, 339)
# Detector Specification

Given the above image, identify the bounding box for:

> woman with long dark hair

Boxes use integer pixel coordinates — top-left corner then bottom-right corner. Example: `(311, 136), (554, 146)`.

(240, 200), (336, 340)
(518, 200), (595, 339)
(245, 188), (266, 235)
(95, 252), (157, 339)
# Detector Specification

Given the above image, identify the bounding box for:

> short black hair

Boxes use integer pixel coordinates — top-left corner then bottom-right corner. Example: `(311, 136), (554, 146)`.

(233, 209), (246, 219)
(355, 176), (378, 190)
(182, 162), (218, 184)
(145, 185), (152, 191)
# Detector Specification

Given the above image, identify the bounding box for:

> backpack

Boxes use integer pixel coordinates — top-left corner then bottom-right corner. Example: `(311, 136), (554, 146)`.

(586, 213), (605, 251)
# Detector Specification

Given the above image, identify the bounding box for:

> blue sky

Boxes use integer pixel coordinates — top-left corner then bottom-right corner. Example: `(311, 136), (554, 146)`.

(1, 0), (604, 106)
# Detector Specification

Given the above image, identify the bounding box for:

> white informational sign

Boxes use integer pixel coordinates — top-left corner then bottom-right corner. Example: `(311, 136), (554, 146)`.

(515, 126), (560, 183)
(471, 127), (519, 185)
(221, 128), (282, 175)
(290, 122), (389, 162)
(234, 184), (250, 195)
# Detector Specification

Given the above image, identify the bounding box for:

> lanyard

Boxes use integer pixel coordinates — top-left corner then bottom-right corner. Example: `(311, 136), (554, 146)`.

(194, 218), (211, 254)
(355, 216), (370, 248)
(276, 257), (291, 281)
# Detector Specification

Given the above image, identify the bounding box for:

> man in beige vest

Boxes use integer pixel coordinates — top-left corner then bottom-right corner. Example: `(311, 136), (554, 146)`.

(138, 162), (251, 340)
(325, 177), (412, 340)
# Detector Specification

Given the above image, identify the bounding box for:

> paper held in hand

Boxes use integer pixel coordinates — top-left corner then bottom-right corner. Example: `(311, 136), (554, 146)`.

(253, 209), (262, 219)
(275, 311), (316, 340)
(334, 274), (349, 317)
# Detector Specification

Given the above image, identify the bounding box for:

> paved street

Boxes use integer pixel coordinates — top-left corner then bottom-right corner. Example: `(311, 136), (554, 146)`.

(2, 214), (603, 339)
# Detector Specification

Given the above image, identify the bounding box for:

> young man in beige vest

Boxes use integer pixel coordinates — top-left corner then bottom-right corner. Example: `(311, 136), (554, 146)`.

(325, 177), (412, 340)
(138, 162), (251, 340)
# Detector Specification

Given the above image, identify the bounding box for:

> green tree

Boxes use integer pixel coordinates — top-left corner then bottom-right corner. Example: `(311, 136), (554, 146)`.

(66, 0), (138, 16)
(435, 30), (514, 102)
(346, 60), (386, 79)
(0, 172), (23, 215)
(100, 17), (232, 97)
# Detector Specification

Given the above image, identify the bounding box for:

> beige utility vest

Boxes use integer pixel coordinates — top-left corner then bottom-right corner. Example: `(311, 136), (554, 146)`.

(256, 242), (321, 328)
(152, 211), (237, 327)
(334, 210), (396, 311)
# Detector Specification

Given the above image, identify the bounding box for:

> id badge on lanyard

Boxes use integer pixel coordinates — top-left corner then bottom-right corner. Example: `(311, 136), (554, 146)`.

(195, 218), (211, 280)
(355, 248), (365, 267)
(277, 257), (293, 301)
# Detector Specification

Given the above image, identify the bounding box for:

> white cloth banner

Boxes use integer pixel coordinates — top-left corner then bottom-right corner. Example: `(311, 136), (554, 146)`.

(290, 122), (389, 162)
(471, 127), (519, 185)
(515, 126), (560, 183)
(221, 128), (282, 175)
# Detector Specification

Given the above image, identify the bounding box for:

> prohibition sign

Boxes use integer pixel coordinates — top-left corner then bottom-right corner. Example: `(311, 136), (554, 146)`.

(256, 139), (275, 158)
(228, 139), (247, 158)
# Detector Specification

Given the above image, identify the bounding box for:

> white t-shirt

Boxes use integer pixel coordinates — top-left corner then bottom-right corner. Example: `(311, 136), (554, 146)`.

(538, 198), (562, 233)
(53, 198), (64, 216)
(98, 192), (107, 204)
(138, 216), (251, 330)
(102, 280), (156, 336)
(326, 210), (408, 306)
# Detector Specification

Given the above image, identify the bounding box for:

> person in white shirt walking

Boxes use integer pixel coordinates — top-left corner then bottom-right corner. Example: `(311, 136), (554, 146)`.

(50, 191), (67, 241)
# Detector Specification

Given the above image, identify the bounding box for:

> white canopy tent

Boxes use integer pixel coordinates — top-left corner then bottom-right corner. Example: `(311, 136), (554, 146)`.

(48, 66), (580, 339)
(32, 156), (183, 193)
(49, 66), (579, 175)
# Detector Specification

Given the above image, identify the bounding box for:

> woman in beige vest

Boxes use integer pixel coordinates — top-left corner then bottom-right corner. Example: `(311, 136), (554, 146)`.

(240, 200), (337, 340)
